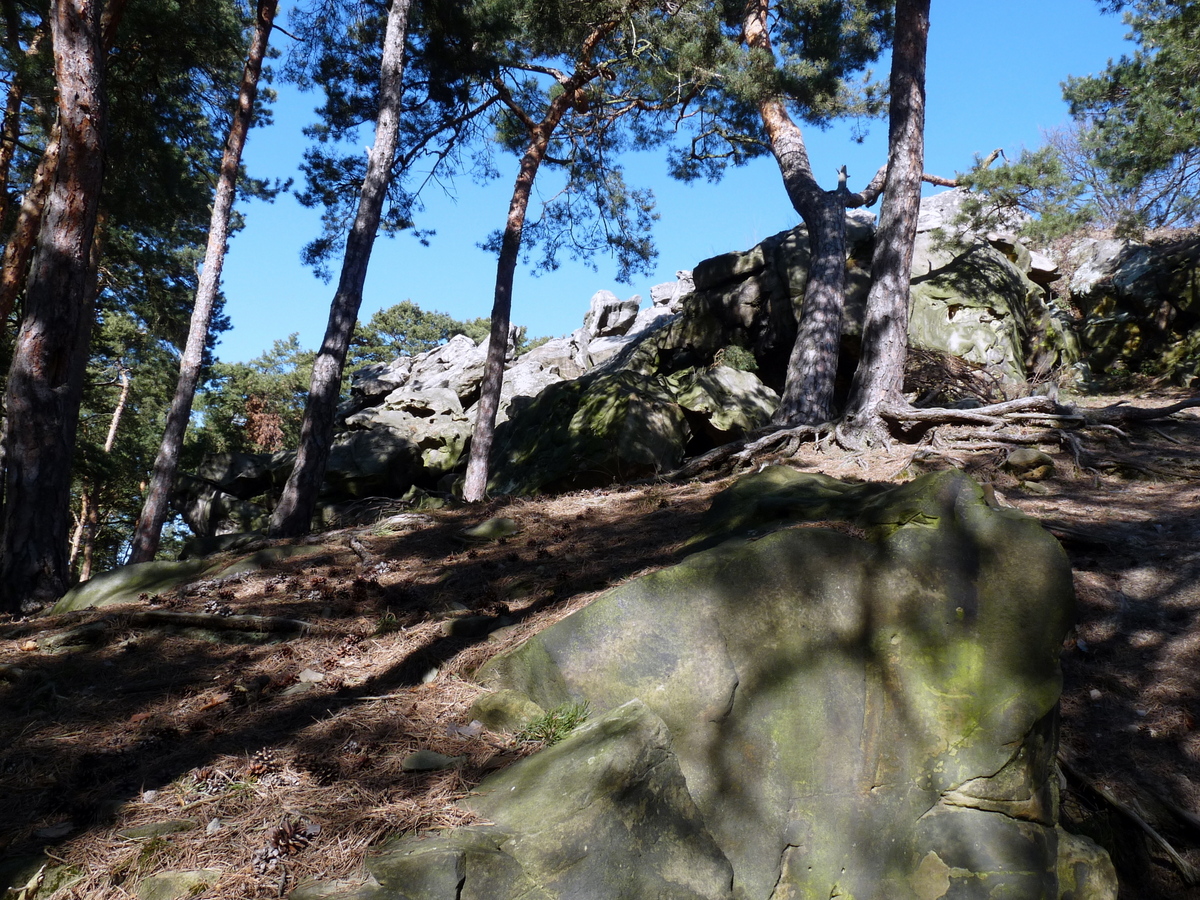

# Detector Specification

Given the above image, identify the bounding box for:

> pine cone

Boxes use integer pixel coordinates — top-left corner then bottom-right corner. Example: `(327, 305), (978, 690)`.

(246, 748), (279, 777)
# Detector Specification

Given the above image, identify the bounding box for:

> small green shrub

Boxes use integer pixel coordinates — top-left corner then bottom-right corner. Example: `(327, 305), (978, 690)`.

(516, 701), (591, 746)
(718, 345), (758, 372)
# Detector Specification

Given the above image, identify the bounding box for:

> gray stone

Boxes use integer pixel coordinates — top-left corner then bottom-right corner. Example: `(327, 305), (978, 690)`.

(668, 365), (778, 436)
(52, 558), (217, 613)
(118, 820), (199, 840)
(1005, 448), (1057, 479)
(367, 701), (733, 900)
(457, 517), (520, 542)
(351, 356), (414, 402)
(1056, 827), (1120, 900)
(468, 690), (546, 733)
(401, 750), (466, 772)
(478, 469), (1080, 900)
(488, 370), (691, 495)
(584, 290), (640, 337)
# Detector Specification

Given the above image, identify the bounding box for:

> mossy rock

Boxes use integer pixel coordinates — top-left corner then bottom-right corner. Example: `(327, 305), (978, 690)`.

(52, 544), (329, 613)
(478, 468), (1081, 899)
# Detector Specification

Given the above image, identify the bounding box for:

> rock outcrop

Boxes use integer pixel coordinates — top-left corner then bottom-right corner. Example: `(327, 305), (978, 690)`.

(176, 190), (1198, 533)
(300, 468), (1116, 900)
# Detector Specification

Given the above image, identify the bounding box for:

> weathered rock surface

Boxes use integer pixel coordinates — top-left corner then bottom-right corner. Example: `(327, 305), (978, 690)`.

(304, 468), (1114, 900)
(51, 545), (323, 613)
(1067, 233), (1200, 383)
(476, 468), (1089, 899)
(177, 190), (1198, 533)
(361, 701), (734, 900)
(487, 364), (776, 494)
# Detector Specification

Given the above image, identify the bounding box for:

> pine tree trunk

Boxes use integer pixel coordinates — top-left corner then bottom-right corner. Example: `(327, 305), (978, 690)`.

(843, 0), (931, 433)
(0, 124), (59, 326)
(68, 482), (90, 569)
(0, 0), (108, 614)
(743, 0), (849, 426)
(774, 188), (847, 424)
(461, 100), (572, 503)
(78, 487), (99, 581)
(128, 0), (278, 563)
(269, 0), (412, 538)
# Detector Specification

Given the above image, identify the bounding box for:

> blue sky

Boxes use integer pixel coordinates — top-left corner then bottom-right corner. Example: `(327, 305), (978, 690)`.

(215, 1), (1132, 363)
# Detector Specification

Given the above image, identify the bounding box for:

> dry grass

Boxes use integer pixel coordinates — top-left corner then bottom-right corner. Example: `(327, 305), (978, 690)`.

(1, 390), (1199, 899)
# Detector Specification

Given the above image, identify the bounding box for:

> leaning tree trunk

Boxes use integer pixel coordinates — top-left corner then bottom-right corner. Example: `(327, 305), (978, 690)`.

(0, 10), (47, 234)
(0, 0), (107, 614)
(128, 0), (278, 563)
(743, 0), (850, 426)
(843, 0), (931, 436)
(269, 0), (412, 537)
(461, 97), (573, 503)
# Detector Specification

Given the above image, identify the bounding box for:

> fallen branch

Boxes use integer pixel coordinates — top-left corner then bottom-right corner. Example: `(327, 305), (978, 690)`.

(1075, 396), (1200, 426)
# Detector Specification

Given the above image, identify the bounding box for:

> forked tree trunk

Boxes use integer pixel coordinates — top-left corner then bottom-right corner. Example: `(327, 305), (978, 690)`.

(461, 97), (573, 503)
(0, 0), (108, 613)
(843, 0), (931, 433)
(269, 0), (412, 537)
(128, 0), (278, 563)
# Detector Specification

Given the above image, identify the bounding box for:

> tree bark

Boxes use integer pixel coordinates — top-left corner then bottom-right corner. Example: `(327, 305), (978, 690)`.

(843, 0), (931, 433)
(743, 0), (850, 427)
(0, 0), (107, 613)
(0, 8), (47, 233)
(128, 0), (277, 563)
(0, 123), (59, 327)
(461, 97), (573, 502)
(269, 0), (412, 537)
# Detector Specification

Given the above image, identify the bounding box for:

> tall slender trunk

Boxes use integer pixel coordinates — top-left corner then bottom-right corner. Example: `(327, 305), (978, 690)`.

(743, 0), (850, 426)
(843, 0), (931, 432)
(68, 361), (127, 577)
(0, 0), (108, 614)
(128, 0), (277, 563)
(269, 0), (412, 538)
(461, 99), (573, 503)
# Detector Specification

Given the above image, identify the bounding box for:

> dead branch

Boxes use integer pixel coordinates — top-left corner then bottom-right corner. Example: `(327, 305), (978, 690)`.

(1075, 396), (1200, 426)
(879, 396), (1060, 425)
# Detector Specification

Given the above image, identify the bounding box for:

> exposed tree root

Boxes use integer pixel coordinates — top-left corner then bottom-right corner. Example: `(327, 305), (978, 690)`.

(668, 394), (1199, 480)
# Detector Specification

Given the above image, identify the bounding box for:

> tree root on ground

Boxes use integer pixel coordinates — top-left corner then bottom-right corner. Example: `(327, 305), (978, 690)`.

(666, 395), (1200, 481)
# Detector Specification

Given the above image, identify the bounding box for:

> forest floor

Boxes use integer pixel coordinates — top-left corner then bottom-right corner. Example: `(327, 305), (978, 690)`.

(1, 384), (1199, 900)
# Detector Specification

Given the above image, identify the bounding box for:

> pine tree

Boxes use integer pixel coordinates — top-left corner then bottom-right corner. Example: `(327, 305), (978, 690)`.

(842, 0), (931, 439)
(0, 0), (110, 613)
(129, 0), (279, 564)
(268, 0), (414, 537)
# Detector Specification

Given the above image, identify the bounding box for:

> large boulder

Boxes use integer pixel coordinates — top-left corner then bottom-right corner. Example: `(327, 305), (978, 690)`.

(488, 364), (778, 495)
(360, 700), (734, 900)
(466, 468), (1109, 899)
(1066, 233), (1200, 383)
